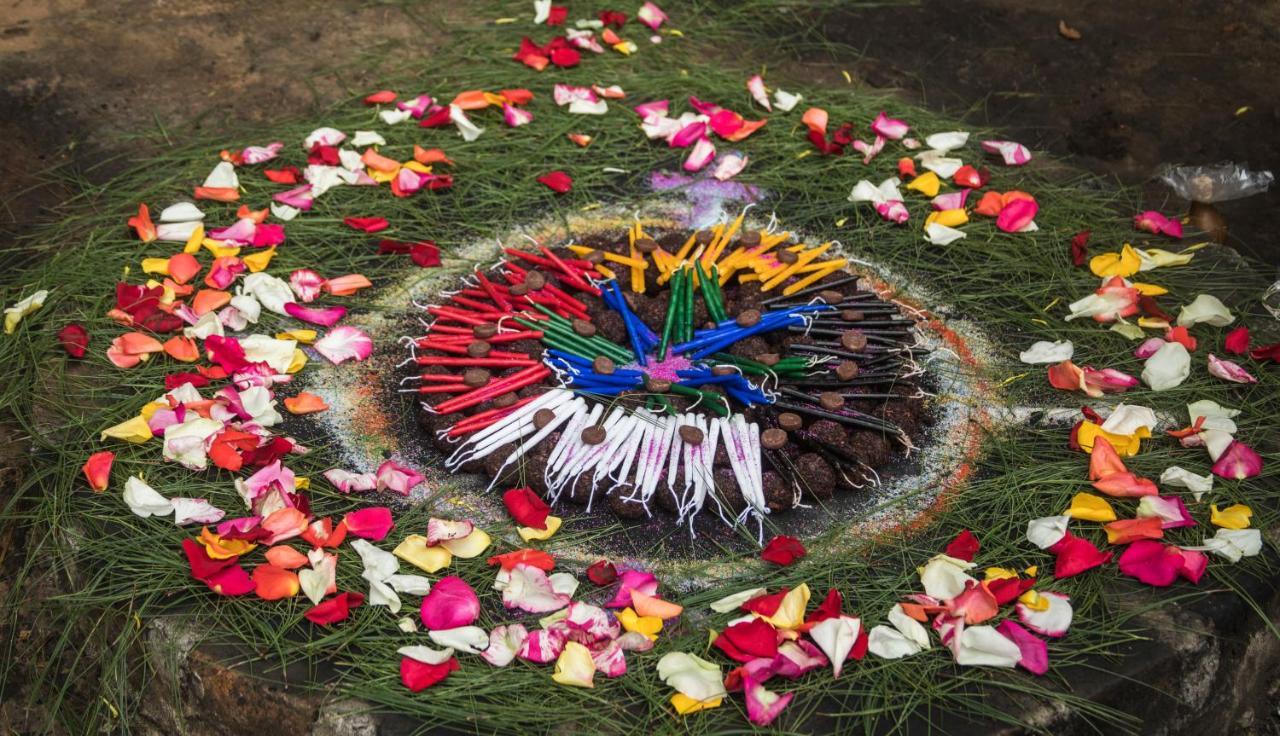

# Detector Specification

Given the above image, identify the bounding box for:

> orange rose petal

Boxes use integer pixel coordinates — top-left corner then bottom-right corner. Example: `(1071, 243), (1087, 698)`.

(262, 507), (309, 543)
(236, 205), (269, 224)
(128, 203), (157, 242)
(324, 274), (373, 296)
(413, 146), (454, 166)
(1088, 436), (1129, 481)
(801, 106), (829, 134)
(194, 186), (240, 202)
(974, 190), (1005, 217)
(163, 278), (195, 298)
(486, 548), (556, 571)
(167, 253), (202, 285)
(724, 118), (767, 143)
(451, 89), (491, 110)
(191, 289), (232, 315)
(163, 335), (200, 362)
(630, 590), (684, 620)
(361, 149), (401, 173)
(120, 331), (164, 355)
(500, 88), (534, 105)
(265, 545), (311, 570)
(82, 450), (115, 492)
(252, 563), (300, 600)
(284, 391), (329, 415)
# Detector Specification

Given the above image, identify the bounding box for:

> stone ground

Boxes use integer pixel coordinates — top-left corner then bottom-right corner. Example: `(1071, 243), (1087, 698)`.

(1, 0), (1278, 733)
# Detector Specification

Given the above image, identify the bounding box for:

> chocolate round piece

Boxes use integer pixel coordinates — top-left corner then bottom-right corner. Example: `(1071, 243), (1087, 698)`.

(761, 427), (788, 450)
(818, 289), (845, 304)
(491, 392), (518, 408)
(678, 425), (704, 445)
(738, 230), (761, 247)
(646, 376), (672, 393)
(756, 352), (780, 366)
(777, 249), (799, 264)
(462, 368), (491, 387)
(711, 364), (737, 376)
(841, 309), (865, 322)
(736, 308), (761, 328)
(533, 408), (556, 429)
(777, 412), (804, 431)
(835, 360), (859, 381)
(819, 391), (845, 411)
(694, 230), (714, 245)
(571, 318), (597, 337)
(593, 356), (616, 375)
(466, 341), (492, 358)
(635, 237), (658, 253)
(473, 323), (498, 339)
(581, 425), (607, 445)
(509, 282), (530, 296)
(524, 270), (547, 290)
(585, 250), (606, 264)
(840, 329), (868, 352)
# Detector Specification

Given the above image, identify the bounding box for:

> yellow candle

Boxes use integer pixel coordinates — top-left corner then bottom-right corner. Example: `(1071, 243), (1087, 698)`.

(673, 232), (698, 262)
(706, 211), (745, 266)
(782, 261), (846, 295)
(795, 257), (847, 275)
(762, 242), (832, 291)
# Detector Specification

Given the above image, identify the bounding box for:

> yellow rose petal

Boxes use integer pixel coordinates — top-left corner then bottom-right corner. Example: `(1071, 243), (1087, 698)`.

(182, 224), (205, 253)
(756, 583), (810, 630)
(440, 528), (492, 558)
(1018, 589), (1050, 612)
(100, 415), (154, 444)
(671, 693), (722, 714)
(242, 247), (276, 272)
(617, 607), (663, 641)
(1131, 282), (1169, 296)
(276, 329), (317, 344)
(905, 171), (941, 198)
(518, 515), (562, 541)
(1210, 503), (1252, 530)
(1065, 492), (1117, 522)
(393, 535), (452, 573)
(551, 641), (596, 688)
(1076, 421), (1144, 456)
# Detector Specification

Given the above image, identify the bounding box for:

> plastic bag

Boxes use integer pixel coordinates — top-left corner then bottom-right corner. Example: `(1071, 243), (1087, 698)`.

(1157, 162), (1274, 203)
(1264, 280), (1280, 321)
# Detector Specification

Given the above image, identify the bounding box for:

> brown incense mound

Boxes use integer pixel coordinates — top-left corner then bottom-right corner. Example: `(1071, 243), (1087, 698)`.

(410, 226), (933, 520)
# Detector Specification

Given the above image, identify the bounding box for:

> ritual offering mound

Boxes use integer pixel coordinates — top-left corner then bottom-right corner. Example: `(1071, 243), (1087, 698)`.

(405, 220), (932, 531)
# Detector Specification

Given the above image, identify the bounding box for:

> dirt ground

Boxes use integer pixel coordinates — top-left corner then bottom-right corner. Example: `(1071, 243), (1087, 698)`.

(814, 0), (1280, 268)
(0, 0), (449, 252)
(1, 0), (1278, 732)
(2, 0), (1277, 265)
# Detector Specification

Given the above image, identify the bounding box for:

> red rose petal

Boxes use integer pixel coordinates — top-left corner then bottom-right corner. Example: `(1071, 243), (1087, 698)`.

(503, 487), (550, 529)
(760, 535), (806, 566)
(536, 170), (573, 194)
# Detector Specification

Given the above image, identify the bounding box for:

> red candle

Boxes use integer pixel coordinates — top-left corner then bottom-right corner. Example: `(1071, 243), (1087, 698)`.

(416, 373), (469, 383)
(415, 384), (471, 394)
(415, 356), (539, 368)
(445, 395), (538, 437)
(450, 295), (508, 317)
(433, 365), (549, 414)
(475, 271), (513, 311)
(428, 330), (543, 345)
(428, 305), (491, 326)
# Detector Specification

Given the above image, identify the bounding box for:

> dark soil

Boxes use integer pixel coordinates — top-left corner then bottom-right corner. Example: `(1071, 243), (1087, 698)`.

(808, 0), (1280, 269)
